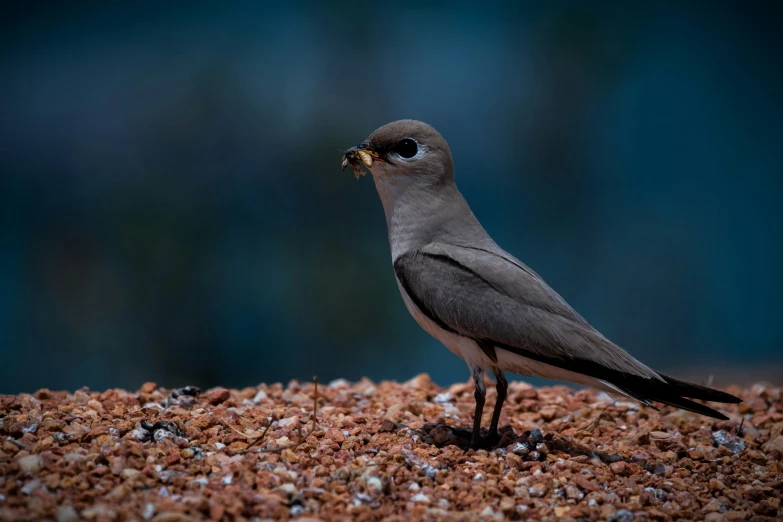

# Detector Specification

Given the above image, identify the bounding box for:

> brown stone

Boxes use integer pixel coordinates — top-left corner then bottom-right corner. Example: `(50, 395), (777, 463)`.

(762, 435), (783, 455)
(206, 388), (231, 405)
(379, 419), (397, 433)
(610, 461), (633, 477)
(325, 428), (345, 444)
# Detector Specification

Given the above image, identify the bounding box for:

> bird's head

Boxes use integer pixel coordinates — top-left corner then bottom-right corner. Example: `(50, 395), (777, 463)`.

(342, 120), (454, 183)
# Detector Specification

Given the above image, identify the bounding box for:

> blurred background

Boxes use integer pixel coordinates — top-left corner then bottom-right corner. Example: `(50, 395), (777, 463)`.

(1, 2), (781, 394)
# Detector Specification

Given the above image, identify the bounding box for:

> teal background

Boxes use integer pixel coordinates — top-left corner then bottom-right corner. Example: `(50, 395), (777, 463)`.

(1, 2), (781, 393)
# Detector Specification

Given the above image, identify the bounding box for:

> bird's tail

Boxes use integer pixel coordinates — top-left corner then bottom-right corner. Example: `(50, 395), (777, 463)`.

(608, 372), (742, 420)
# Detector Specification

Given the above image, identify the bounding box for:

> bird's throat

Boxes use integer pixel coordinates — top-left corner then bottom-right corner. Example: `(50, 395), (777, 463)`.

(372, 174), (483, 261)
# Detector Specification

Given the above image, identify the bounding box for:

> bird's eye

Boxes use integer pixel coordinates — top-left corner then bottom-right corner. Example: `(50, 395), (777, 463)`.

(393, 138), (418, 159)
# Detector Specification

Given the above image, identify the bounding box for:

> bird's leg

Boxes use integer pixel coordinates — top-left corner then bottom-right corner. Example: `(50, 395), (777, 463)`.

(488, 369), (508, 444)
(470, 364), (486, 449)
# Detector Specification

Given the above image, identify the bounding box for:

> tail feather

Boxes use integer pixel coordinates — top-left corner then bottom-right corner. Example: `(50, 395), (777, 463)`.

(610, 372), (742, 421)
(657, 373), (742, 403)
(492, 343), (741, 420)
(644, 394), (729, 420)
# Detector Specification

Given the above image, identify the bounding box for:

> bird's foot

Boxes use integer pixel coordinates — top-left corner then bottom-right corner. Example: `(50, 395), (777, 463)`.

(469, 430), (501, 450)
(428, 425), (505, 450)
(444, 426), (473, 438)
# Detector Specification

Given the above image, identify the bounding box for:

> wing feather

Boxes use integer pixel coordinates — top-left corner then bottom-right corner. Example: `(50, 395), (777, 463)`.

(393, 245), (741, 419)
(394, 246), (659, 379)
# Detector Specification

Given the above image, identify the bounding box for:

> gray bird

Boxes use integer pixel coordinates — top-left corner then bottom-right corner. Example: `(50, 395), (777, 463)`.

(342, 119), (741, 449)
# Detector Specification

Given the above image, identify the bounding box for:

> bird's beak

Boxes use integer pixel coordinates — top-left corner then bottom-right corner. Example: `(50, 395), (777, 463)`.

(341, 144), (381, 179)
(345, 144), (380, 167)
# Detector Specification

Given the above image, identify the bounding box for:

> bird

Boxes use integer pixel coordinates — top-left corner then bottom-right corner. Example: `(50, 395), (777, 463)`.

(341, 119), (741, 449)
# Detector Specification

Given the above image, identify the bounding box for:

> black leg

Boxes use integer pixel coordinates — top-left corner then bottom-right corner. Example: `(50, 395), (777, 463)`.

(489, 369), (508, 442)
(470, 365), (486, 449)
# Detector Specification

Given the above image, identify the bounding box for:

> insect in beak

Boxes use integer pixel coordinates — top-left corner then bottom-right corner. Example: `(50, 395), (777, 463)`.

(341, 145), (380, 179)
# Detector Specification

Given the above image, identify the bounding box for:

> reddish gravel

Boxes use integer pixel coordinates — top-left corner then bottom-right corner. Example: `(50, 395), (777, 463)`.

(1, 375), (781, 521)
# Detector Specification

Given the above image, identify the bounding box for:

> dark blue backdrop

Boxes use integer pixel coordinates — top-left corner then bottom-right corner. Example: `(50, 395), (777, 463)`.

(1, 2), (781, 393)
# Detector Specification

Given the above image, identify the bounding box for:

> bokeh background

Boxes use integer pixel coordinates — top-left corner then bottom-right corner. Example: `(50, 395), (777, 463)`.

(2, 2), (781, 394)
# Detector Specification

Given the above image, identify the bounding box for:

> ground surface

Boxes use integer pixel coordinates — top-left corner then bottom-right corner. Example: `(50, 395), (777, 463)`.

(1, 375), (781, 521)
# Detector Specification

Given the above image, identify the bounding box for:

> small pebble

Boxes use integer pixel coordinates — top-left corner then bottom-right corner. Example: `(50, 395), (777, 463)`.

(207, 388), (231, 405)
(20, 479), (41, 495)
(55, 506), (78, 522)
(17, 455), (42, 475)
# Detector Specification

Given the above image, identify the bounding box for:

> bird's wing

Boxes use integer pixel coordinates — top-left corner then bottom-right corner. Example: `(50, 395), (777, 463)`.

(394, 243), (740, 417)
(395, 243), (656, 378)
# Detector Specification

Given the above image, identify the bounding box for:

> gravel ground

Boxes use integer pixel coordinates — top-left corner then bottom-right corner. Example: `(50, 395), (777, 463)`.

(1, 375), (781, 521)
